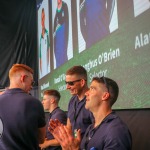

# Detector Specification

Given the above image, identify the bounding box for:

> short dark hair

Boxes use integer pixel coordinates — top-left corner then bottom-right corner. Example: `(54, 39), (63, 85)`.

(92, 77), (119, 106)
(66, 66), (87, 80)
(44, 89), (61, 102)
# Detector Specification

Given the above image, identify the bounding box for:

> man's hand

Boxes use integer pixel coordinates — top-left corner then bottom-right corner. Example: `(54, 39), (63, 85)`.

(49, 119), (81, 150)
(39, 138), (49, 149)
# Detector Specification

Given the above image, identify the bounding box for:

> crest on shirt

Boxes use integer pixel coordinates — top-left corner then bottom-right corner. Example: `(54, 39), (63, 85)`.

(62, 11), (64, 17)
(0, 118), (3, 139)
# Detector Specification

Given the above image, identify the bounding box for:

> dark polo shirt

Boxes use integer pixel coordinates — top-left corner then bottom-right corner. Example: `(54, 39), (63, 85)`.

(68, 95), (94, 139)
(46, 107), (67, 150)
(80, 112), (132, 150)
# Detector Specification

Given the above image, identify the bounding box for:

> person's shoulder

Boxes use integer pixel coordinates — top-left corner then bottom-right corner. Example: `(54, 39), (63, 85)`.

(104, 112), (130, 135)
(62, 1), (68, 9)
(68, 95), (77, 104)
(103, 114), (132, 148)
(53, 108), (67, 122)
(57, 108), (67, 115)
(25, 94), (42, 105)
(62, 1), (67, 5)
(70, 95), (77, 101)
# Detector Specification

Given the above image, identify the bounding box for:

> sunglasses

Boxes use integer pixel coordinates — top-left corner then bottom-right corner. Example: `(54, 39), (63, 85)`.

(65, 79), (82, 86)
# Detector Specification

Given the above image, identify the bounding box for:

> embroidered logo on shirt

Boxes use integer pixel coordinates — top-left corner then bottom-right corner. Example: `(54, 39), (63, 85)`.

(0, 118), (3, 139)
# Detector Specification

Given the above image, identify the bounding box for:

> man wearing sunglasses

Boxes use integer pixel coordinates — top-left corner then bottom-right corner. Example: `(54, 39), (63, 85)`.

(49, 77), (132, 150)
(65, 66), (94, 139)
(0, 64), (46, 150)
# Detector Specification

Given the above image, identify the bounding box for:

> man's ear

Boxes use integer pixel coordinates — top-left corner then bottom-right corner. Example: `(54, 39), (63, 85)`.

(102, 92), (110, 101)
(20, 75), (25, 83)
(50, 97), (55, 104)
(81, 79), (86, 87)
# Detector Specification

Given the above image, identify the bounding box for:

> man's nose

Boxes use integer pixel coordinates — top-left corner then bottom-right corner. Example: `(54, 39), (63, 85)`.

(66, 84), (71, 89)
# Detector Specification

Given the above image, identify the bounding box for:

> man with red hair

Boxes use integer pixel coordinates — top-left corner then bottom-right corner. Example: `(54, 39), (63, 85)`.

(0, 64), (46, 150)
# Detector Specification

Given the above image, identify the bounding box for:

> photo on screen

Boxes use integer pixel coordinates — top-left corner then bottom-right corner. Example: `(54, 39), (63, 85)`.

(77, 0), (118, 53)
(52, 0), (73, 69)
(133, 0), (150, 17)
(37, 0), (51, 79)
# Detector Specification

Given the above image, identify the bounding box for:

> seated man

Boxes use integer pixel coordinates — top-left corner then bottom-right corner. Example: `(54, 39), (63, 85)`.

(49, 77), (132, 150)
(39, 89), (67, 150)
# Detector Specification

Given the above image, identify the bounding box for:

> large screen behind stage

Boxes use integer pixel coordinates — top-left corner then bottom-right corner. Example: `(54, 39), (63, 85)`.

(36, 0), (150, 110)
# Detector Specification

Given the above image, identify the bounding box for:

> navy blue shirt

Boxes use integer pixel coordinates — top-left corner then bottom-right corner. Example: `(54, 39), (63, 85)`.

(80, 0), (112, 49)
(54, 1), (69, 68)
(80, 112), (132, 150)
(46, 107), (67, 150)
(0, 88), (46, 150)
(68, 95), (94, 139)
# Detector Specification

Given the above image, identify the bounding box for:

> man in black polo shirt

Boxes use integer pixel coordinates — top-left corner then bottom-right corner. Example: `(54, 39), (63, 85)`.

(39, 89), (67, 150)
(65, 66), (94, 139)
(0, 64), (46, 150)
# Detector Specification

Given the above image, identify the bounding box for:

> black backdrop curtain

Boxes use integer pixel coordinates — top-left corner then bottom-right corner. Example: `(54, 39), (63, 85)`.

(0, 0), (38, 88)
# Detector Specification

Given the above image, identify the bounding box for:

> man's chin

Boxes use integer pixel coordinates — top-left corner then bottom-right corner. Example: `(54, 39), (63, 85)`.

(85, 102), (89, 110)
(70, 93), (76, 96)
(69, 91), (76, 95)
